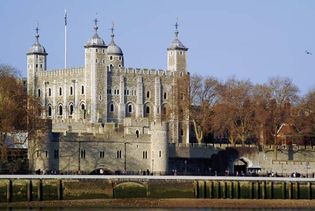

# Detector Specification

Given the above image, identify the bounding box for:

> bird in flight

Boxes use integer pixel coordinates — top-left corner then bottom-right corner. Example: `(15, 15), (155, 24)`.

(305, 50), (312, 55)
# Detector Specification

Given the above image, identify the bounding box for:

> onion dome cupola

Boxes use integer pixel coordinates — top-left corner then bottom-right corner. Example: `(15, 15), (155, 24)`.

(107, 23), (123, 55)
(85, 18), (106, 48)
(167, 22), (188, 51)
(27, 26), (48, 55)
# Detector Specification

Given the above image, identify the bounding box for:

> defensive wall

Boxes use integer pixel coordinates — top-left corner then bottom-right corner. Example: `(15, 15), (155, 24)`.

(169, 143), (315, 175)
(1, 175), (315, 202)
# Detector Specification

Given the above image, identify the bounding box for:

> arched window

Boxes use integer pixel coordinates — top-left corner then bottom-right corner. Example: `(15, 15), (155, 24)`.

(69, 104), (74, 115)
(58, 105), (63, 116)
(48, 105), (52, 117)
(136, 130), (139, 138)
(37, 89), (41, 97)
(110, 103), (114, 112)
(146, 91), (150, 98)
(70, 86), (73, 95)
(81, 85), (85, 95)
(59, 87), (62, 96)
(128, 104), (133, 113)
(146, 105), (150, 114)
(81, 104), (85, 110)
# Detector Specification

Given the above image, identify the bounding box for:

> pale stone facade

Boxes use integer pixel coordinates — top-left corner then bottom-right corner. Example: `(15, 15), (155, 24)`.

(27, 21), (189, 174)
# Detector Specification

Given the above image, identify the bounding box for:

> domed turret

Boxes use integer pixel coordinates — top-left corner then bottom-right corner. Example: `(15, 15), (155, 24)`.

(85, 19), (106, 48)
(106, 23), (124, 70)
(167, 22), (188, 51)
(167, 21), (188, 72)
(27, 27), (47, 55)
(107, 23), (123, 55)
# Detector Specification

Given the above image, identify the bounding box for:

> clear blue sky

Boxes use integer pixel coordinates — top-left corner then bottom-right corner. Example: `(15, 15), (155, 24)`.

(1, 0), (315, 95)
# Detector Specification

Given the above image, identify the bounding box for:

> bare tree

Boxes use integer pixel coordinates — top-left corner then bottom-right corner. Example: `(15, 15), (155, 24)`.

(0, 64), (44, 169)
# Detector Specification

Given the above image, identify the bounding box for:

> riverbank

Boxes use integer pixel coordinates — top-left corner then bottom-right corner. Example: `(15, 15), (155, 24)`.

(2, 199), (315, 209)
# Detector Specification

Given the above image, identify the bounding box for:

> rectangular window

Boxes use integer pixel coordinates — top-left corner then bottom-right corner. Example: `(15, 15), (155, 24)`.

(126, 90), (129, 95)
(100, 151), (105, 158)
(80, 150), (86, 159)
(117, 90), (119, 95)
(48, 88), (51, 96)
(117, 150), (121, 159)
(54, 149), (59, 159)
(45, 150), (48, 158)
(38, 89), (41, 97)
(143, 151), (147, 159)
(159, 151), (162, 158)
(81, 85), (85, 94)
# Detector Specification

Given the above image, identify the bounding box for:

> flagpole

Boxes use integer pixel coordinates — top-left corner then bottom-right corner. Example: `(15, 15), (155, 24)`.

(64, 10), (67, 69)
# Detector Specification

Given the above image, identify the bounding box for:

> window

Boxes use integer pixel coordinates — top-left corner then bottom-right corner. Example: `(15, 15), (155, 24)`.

(35, 64), (38, 68)
(80, 150), (86, 158)
(48, 88), (51, 96)
(117, 150), (121, 159)
(45, 150), (48, 158)
(143, 151), (148, 159)
(70, 86), (73, 95)
(54, 150), (59, 159)
(118, 64), (121, 68)
(109, 64), (113, 71)
(119, 56), (122, 61)
(37, 89), (41, 97)
(159, 151), (162, 158)
(110, 103), (114, 112)
(69, 104), (74, 115)
(164, 92), (167, 100)
(117, 89), (119, 95)
(107, 89), (112, 94)
(59, 87), (62, 96)
(181, 129), (184, 136)
(146, 105), (150, 114)
(99, 95), (102, 101)
(58, 105), (63, 116)
(96, 59), (98, 63)
(96, 49), (98, 53)
(146, 91), (150, 98)
(100, 151), (105, 158)
(128, 104), (133, 113)
(40, 64), (43, 68)
(102, 49), (105, 53)
(110, 56), (113, 60)
(48, 105), (52, 117)
(136, 130), (139, 138)
(81, 104), (85, 110)
(36, 151), (40, 158)
(81, 85), (84, 94)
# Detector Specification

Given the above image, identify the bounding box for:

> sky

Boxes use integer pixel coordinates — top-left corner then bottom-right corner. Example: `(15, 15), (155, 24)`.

(1, 0), (315, 95)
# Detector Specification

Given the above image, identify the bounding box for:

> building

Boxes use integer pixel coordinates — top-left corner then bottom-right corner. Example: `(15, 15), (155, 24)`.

(27, 19), (190, 174)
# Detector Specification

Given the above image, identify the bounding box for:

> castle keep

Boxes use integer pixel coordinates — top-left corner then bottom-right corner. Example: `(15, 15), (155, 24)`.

(27, 20), (190, 174)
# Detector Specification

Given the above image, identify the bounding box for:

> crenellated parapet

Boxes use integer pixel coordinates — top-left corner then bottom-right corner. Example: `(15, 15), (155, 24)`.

(37, 67), (84, 77)
(108, 67), (189, 77)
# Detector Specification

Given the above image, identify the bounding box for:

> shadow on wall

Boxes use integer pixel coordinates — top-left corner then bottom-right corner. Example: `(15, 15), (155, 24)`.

(209, 147), (239, 175)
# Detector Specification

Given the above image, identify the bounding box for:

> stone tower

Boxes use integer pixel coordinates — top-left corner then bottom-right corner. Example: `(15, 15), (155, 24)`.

(84, 19), (107, 123)
(27, 26), (47, 96)
(167, 22), (190, 144)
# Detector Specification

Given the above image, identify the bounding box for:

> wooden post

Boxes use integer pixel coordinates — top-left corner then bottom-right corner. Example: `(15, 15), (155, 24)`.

(270, 181), (274, 199)
(308, 182), (312, 199)
(237, 181), (240, 199)
(261, 181), (266, 199)
(208, 181), (213, 198)
(27, 180), (32, 201)
(7, 180), (12, 202)
(296, 182), (299, 199)
(38, 179), (43, 201)
(282, 182), (286, 199)
(57, 179), (63, 200)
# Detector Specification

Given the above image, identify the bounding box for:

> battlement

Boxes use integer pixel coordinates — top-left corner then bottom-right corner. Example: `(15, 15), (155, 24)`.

(38, 67), (84, 77)
(108, 67), (189, 77)
(124, 117), (149, 127)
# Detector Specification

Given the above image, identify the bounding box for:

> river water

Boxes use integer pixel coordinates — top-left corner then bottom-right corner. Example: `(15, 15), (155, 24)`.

(7, 208), (314, 211)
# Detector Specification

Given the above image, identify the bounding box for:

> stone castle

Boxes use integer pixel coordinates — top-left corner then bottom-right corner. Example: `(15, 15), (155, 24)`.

(27, 19), (190, 174)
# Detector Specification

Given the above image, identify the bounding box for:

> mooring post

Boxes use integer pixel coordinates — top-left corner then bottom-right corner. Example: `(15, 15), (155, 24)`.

(308, 182), (312, 199)
(57, 179), (63, 200)
(38, 179), (43, 201)
(282, 182), (286, 199)
(7, 179), (12, 202)
(27, 180), (32, 201)
(270, 181), (274, 199)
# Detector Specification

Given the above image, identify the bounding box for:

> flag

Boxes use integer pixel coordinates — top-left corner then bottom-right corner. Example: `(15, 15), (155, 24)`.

(64, 10), (67, 26)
